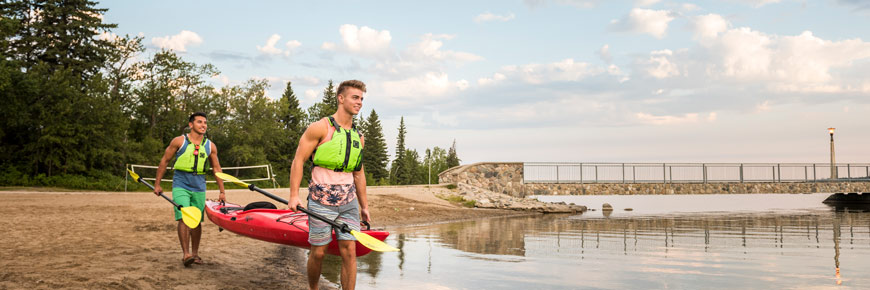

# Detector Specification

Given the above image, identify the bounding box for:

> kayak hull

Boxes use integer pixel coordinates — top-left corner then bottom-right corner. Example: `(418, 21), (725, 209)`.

(205, 200), (389, 257)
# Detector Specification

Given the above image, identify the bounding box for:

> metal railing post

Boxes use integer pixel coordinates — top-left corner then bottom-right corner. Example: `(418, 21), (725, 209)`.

(804, 165), (808, 182)
(556, 165), (560, 184)
(703, 164), (707, 184)
(847, 164), (851, 182)
(595, 165), (598, 183)
(622, 163), (626, 184)
(580, 163), (583, 184)
(740, 164), (744, 183)
(776, 164), (780, 183)
(633, 165), (636, 183)
(813, 164), (817, 182)
(663, 163), (667, 184)
(669, 165), (673, 183)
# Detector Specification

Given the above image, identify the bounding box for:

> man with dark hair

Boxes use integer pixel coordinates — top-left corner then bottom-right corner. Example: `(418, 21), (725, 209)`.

(154, 112), (227, 267)
(288, 80), (370, 290)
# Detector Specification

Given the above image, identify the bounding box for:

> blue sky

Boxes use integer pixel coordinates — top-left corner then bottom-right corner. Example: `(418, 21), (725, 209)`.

(100, 0), (870, 164)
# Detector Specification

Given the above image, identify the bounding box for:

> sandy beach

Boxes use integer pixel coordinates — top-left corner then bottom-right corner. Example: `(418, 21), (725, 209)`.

(0, 185), (518, 289)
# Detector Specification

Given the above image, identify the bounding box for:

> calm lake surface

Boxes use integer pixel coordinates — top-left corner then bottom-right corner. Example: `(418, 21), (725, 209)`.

(322, 193), (870, 289)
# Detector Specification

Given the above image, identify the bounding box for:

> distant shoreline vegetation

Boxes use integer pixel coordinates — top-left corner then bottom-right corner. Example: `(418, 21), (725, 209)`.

(0, 1), (459, 191)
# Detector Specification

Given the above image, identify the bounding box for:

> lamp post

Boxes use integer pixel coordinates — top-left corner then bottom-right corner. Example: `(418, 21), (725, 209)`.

(829, 127), (837, 180)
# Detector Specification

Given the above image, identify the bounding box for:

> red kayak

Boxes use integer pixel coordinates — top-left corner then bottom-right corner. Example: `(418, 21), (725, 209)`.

(205, 200), (389, 257)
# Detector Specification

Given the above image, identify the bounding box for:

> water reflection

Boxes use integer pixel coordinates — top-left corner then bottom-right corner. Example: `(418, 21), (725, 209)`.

(323, 207), (870, 289)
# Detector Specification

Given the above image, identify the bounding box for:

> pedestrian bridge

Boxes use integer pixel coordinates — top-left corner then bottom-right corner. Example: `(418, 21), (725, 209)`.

(438, 162), (870, 197)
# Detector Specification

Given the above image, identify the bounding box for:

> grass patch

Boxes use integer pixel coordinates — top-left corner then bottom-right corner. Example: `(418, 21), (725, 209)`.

(437, 194), (476, 208)
(445, 184), (457, 190)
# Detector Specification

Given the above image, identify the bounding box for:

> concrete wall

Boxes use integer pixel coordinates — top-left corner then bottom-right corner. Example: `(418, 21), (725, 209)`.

(439, 162), (870, 197)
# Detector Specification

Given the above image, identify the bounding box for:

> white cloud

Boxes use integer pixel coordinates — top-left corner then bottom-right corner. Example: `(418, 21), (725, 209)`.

(635, 112), (715, 125)
(326, 24), (392, 57)
(477, 73), (506, 86)
(690, 14), (729, 40)
(304, 89), (318, 102)
(689, 15), (870, 89)
(608, 64), (630, 82)
(285, 40), (302, 50)
(635, 0), (661, 7)
(642, 49), (680, 79)
(502, 58), (600, 84)
(379, 72), (468, 103)
(680, 3), (701, 12)
(609, 8), (675, 38)
(524, 0), (598, 9)
(738, 0), (782, 8)
(151, 30), (203, 52)
(212, 74), (231, 86)
(474, 12), (516, 23)
(403, 33), (483, 63)
(257, 35), (302, 57)
(598, 44), (612, 63)
(257, 34), (283, 55)
(457, 79), (470, 90)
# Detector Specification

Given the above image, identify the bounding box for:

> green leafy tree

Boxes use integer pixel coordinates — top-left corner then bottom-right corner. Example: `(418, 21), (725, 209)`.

(360, 110), (389, 183)
(419, 146), (449, 184)
(130, 50), (219, 155)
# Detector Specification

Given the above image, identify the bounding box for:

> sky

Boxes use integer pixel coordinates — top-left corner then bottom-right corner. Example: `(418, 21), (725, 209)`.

(99, 0), (870, 164)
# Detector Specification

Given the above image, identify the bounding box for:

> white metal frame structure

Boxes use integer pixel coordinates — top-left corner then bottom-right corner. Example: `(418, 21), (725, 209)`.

(126, 164), (278, 190)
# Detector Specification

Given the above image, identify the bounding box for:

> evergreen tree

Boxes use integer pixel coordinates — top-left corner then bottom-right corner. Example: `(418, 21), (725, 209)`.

(391, 117), (410, 184)
(361, 110), (389, 182)
(306, 80), (336, 124)
(446, 139), (461, 168)
(274, 81), (307, 183)
(0, 0), (125, 176)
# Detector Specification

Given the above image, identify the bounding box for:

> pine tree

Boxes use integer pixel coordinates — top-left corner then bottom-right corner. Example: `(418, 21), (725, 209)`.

(446, 139), (461, 168)
(306, 80), (336, 124)
(391, 117), (410, 184)
(361, 110), (389, 182)
(275, 81), (308, 181)
(0, 0), (124, 176)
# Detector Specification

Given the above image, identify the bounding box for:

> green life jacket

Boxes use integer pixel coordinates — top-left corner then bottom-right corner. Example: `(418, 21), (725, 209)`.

(173, 134), (210, 175)
(311, 116), (363, 172)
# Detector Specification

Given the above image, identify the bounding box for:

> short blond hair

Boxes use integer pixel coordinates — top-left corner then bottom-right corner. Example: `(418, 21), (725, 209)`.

(336, 80), (366, 96)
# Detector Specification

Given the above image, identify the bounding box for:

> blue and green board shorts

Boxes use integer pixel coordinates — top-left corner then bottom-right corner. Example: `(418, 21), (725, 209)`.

(172, 187), (205, 222)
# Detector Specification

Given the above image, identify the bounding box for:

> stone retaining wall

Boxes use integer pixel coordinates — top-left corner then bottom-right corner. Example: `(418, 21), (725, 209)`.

(439, 162), (870, 197)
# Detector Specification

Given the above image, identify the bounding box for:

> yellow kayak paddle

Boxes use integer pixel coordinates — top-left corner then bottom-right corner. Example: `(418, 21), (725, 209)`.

(214, 172), (398, 253)
(128, 169), (202, 229)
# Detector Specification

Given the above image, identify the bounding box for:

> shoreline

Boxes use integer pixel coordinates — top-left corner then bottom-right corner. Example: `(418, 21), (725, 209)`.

(0, 185), (520, 289)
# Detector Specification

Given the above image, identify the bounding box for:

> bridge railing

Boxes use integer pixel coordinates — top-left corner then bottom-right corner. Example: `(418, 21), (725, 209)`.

(523, 163), (870, 184)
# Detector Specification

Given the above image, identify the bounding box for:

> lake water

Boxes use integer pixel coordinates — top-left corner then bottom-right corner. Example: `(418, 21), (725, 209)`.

(322, 193), (870, 289)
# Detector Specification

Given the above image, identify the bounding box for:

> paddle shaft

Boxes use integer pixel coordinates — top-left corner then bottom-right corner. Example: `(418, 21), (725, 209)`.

(135, 176), (183, 210)
(247, 184), (353, 233)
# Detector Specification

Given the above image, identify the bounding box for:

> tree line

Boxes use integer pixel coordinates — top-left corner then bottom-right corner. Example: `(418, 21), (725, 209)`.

(0, 0), (459, 190)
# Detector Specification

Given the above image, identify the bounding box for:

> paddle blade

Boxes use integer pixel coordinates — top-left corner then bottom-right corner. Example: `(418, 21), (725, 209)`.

(351, 230), (399, 252)
(127, 169), (140, 181)
(180, 206), (202, 229)
(215, 172), (249, 187)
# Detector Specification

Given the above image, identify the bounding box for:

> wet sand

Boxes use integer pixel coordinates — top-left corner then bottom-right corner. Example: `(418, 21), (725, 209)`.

(0, 185), (517, 289)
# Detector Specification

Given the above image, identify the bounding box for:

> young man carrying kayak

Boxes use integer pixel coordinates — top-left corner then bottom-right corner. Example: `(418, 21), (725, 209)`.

(288, 80), (371, 290)
(154, 112), (227, 267)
